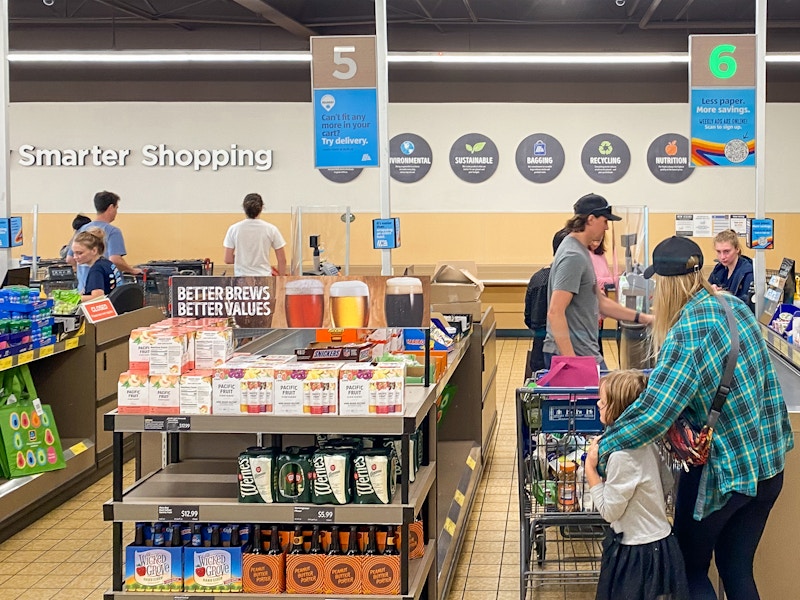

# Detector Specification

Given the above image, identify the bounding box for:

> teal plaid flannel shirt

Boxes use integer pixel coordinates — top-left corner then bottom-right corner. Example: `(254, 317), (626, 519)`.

(598, 290), (794, 520)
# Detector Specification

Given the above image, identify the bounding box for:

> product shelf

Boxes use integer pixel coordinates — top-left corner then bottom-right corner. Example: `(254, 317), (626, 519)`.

(104, 336), (470, 436)
(102, 540), (435, 600)
(0, 334), (83, 372)
(104, 459), (436, 524)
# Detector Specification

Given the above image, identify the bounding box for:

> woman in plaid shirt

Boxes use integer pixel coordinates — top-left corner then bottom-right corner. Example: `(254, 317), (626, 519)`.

(597, 236), (793, 600)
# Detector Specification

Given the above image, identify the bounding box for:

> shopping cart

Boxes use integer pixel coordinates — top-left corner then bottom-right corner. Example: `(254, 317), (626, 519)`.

(516, 382), (608, 599)
(131, 267), (176, 316)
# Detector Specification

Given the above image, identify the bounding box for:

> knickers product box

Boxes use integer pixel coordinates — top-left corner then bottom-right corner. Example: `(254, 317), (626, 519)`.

(124, 546), (183, 592)
(183, 547), (243, 593)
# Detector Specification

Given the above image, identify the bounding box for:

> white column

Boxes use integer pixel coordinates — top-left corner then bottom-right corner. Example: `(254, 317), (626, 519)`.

(375, 0), (392, 276)
(754, 0), (767, 314)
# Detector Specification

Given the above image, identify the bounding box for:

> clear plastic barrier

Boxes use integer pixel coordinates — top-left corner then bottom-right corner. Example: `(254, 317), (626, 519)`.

(290, 205), (352, 276)
(610, 206), (651, 313)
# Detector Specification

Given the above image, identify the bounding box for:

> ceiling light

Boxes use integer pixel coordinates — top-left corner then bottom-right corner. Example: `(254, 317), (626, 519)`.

(388, 52), (688, 65)
(8, 51), (311, 64)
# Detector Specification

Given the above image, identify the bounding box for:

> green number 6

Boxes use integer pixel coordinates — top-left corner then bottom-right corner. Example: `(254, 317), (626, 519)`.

(709, 44), (737, 79)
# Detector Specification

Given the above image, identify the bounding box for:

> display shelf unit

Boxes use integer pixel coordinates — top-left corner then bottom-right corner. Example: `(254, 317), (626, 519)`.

(102, 332), (471, 600)
(0, 334), (91, 538)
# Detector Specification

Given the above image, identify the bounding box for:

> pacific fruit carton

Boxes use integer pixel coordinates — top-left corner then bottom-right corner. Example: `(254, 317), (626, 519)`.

(180, 370), (214, 415)
(117, 371), (150, 414)
(183, 546), (243, 593)
(129, 328), (160, 372)
(149, 374), (181, 414)
(154, 318), (195, 328)
(273, 362), (342, 416)
(149, 329), (190, 376)
(338, 363), (405, 415)
(242, 553), (285, 594)
(212, 355), (261, 414)
(124, 545), (182, 592)
(194, 327), (234, 370)
(240, 365), (276, 414)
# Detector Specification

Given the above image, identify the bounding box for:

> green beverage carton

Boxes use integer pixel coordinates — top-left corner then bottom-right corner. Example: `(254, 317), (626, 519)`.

(276, 447), (313, 503)
(353, 448), (396, 504)
(237, 447), (275, 503)
(311, 448), (352, 505)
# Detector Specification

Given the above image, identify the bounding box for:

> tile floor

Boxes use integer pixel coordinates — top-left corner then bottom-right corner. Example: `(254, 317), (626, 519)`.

(0, 337), (619, 600)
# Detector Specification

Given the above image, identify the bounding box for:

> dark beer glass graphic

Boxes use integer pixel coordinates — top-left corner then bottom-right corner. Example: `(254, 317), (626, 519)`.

(329, 280), (370, 328)
(285, 279), (325, 328)
(384, 277), (424, 327)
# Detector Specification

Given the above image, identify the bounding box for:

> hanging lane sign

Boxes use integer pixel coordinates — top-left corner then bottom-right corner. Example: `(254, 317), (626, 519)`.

(690, 35), (756, 167)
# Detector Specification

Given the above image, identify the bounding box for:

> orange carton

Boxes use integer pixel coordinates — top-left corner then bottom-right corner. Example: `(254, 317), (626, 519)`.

(401, 350), (448, 382)
(285, 554), (325, 594)
(118, 372), (150, 414)
(242, 553), (285, 594)
(323, 555), (362, 594)
(149, 374), (180, 414)
(149, 329), (190, 376)
(180, 370), (213, 415)
(361, 555), (400, 595)
(195, 327), (234, 370)
(129, 328), (159, 372)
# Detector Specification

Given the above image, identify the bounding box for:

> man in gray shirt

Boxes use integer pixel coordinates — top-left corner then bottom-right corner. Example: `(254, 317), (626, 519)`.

(544, 193), (653, 368)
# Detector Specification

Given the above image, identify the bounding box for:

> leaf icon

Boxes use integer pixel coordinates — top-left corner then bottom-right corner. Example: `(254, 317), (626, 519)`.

(472, 141), (486, 153)
(465, 143), (473, 153)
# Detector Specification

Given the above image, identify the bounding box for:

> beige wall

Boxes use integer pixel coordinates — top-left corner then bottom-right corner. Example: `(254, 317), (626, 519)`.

(21, 211), (799, 273)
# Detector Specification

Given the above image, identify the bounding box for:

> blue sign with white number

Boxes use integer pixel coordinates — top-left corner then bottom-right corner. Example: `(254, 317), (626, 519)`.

(314, 88), (379, 169)
(373, 218), (400, 249)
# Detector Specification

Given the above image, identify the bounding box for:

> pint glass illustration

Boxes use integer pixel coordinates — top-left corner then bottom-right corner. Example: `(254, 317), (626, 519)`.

(285, 279), (325, 328)
(329, 280), (370, 328)
(384, 277), (424, 327)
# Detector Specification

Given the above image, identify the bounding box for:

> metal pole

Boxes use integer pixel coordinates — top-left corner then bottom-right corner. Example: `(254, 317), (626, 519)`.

(754, 0), (767, 315)
(375, 0), (392, 276)
(0, 1), (11, 284)
(32, 204), (38, 280)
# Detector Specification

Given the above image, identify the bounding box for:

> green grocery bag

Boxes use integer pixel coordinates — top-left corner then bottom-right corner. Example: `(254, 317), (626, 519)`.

(0, 365), (66, 479)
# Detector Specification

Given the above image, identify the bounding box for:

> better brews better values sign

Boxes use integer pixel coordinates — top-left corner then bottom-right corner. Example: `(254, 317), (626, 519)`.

(171, 276), (430, 329)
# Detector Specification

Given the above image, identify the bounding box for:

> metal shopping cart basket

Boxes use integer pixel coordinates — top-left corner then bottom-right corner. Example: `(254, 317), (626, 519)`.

(516, 381), (608, 599)
(132, 267), (177, 316)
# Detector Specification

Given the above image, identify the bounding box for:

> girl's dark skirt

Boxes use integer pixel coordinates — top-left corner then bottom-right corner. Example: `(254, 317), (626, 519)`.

(595, 529), (689, 600)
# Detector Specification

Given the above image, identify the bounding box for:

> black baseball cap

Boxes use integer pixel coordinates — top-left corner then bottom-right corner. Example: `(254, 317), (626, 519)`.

(643, 236), (704, 279)
(573, 193), (621, 221)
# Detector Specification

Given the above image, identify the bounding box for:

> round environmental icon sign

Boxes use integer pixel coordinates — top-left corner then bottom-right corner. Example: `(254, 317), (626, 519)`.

(319, 167), (363, 183)
(581, 133), (631, 184)
(449, 133), (499, 183)
(647, 133), (693, 183)
(515, 134), (565, 183)
(390, 133), (433, 183)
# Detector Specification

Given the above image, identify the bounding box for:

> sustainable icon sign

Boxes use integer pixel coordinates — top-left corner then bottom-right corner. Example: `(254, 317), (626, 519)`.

(448, 133), (499, 183)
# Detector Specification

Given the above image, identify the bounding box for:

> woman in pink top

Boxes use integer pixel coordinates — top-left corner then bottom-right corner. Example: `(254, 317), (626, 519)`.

(590, 238), (614, 356)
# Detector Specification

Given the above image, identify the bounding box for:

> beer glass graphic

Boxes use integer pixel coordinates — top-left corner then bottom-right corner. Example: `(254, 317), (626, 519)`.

(284, 279), (325, 328)
(329, 280), (370, 328)
(384, 277), (424, 327)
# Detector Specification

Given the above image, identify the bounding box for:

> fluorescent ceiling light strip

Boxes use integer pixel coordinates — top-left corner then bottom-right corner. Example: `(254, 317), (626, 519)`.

(389, 52), (688, 64)
(6, 50), (800, 65)
(8, 51), (311, 64)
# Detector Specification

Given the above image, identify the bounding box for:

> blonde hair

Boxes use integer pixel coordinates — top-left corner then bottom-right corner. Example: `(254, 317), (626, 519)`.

(599, 370), (648, 424)
(73, 227), (106, 255)
(651, 255), (716, 353)
(714, 229), (742, 256)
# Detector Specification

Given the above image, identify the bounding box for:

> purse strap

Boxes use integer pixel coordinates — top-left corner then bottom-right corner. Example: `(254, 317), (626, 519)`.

(705, 294), (739, 430)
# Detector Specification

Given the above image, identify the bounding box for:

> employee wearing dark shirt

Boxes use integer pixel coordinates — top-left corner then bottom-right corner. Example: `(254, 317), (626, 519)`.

(71, 228), (123, 301)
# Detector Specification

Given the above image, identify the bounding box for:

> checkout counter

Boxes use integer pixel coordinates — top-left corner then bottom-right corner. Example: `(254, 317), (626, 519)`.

(754, 324), (800, 599)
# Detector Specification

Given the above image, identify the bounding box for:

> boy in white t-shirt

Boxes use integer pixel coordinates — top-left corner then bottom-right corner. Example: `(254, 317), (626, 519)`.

(223, 193), (287, 276)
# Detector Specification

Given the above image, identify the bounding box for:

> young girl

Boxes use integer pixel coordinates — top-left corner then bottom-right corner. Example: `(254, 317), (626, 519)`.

(585, 370), (688, 600)
(71, 228), (123, 301)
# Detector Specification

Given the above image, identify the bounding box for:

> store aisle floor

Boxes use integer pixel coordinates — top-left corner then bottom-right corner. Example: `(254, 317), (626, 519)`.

(0, 338), (618, 600)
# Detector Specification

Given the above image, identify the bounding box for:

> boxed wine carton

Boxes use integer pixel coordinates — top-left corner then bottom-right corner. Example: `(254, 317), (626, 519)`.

(212, 355), (261, 414)
(273, 362), (342, 415)
(180, 370), (214, 415)
(194, 327), (234, 370)
(117, 371), (150, 414)
(149, 374), (180, 414)
(128, 328), (159, 372)
(338, 363), (405, 415)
